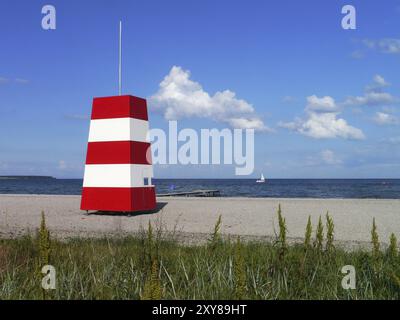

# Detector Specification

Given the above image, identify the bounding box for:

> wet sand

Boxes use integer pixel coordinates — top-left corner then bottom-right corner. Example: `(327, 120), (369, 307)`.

(0, 195), (399, 250)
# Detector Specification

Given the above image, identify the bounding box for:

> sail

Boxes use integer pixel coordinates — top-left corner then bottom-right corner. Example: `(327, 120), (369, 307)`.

(260, 173), (265, 181)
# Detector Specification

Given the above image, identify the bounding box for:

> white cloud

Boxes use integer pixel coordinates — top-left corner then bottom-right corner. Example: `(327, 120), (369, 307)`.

(344, 92), (394, 107)
(279, 95), (365, 140)
(58, 160), (67, 170)
(321, 149), (343, 165)
(226, 117), (267, 130)
(0, 77), (29, 85)
(371, 75), (389, 88)
(362, 39), (376, 49)
(306, 95), (338, 113)
(343, 75), (395, 107)
(149, 66), (270, 132)
(362, 38), (400, 54)
(305, 149), (343, 166)
(373, 112), (399, 125)
(377, 38), (400, 54)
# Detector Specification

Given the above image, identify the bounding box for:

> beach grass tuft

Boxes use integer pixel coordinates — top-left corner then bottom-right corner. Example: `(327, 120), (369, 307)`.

(325, 212), (335, 253)
(276, 204), (287, 259)
(388, 233), (398, 259)
(314, 216), (324, 251)
(304, 215), (312, 250)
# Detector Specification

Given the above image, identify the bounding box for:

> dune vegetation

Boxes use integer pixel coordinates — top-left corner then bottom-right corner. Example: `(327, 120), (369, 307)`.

(0, 206), (399, 300)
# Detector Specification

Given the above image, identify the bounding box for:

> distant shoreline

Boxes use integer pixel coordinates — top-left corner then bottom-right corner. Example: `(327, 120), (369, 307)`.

(0, 176), (56, 180)
(1, 178), (399, 199)
(26, 178), (400, 180)
(2, 177), (400, 180)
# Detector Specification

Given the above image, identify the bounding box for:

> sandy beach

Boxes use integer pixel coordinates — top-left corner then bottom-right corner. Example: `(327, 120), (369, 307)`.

(0, 194), (399, 250)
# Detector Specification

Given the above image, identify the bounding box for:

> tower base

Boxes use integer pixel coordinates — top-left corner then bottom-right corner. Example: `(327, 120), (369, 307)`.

(81, 186), (156, 212)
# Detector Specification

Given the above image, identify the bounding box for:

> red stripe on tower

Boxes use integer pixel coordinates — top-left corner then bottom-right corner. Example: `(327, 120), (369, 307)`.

(91, 95), (148, 120)
(81, 187), (156, 212)
(85, 141), (152, 165)
(80, 95), (156, 212)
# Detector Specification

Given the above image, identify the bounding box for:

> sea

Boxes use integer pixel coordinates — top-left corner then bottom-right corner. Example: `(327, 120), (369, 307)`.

(0, 178), (399, 199)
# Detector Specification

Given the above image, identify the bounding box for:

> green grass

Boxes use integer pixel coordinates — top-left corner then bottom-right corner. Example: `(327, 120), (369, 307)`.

(0, 211), (399, 300)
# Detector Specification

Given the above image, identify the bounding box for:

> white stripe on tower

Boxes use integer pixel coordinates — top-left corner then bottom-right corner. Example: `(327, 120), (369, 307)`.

(88, 118), (149, 142)
(83, 164), (153, 188)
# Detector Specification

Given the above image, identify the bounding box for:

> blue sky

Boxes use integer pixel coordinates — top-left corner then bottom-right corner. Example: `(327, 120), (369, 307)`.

(1, 0), (400, 178)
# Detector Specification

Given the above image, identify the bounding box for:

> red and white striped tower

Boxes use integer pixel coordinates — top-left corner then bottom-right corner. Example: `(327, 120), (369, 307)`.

(80, 95), (156, 212)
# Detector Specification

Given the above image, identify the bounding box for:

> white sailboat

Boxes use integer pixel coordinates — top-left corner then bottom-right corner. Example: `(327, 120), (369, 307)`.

(256, 173), (266, 183)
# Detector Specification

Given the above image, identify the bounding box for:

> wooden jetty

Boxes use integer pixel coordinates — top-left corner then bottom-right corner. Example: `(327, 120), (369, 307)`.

(157, 189), (221, 197)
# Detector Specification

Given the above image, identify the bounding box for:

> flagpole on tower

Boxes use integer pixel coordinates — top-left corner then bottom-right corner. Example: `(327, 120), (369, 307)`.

(119, 20), (122, 96)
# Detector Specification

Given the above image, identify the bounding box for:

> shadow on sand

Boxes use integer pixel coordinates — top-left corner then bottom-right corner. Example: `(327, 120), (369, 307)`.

(85, 202), (168, 217)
